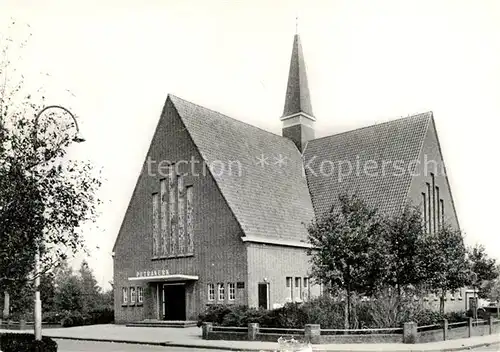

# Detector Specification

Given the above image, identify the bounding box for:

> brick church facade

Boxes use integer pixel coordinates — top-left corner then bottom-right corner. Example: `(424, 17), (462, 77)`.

(112, 33), (460, 323)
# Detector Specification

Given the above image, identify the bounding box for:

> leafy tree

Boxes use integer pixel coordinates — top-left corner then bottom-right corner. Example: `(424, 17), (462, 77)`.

(0, 20), (101, 299)
(53, 263), (83, 312)
(307, 193), (386, 328)
(467, 244), (499, 298)
(382, 205), (425, 297)
(79, 260), (101, 313)
(419, 225), (469, 314)
(485, 270), (500, 318)
(40, 271), (56, 313)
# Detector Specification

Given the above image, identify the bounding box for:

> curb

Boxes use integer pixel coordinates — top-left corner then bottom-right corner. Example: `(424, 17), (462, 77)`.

(49, 335), (500, 352)
(50, 336), (276, 351)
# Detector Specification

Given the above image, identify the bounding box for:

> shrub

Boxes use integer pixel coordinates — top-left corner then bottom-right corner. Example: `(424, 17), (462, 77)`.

(60, 311), (90, 327)
(410, 309), (444, 326)
(273, 303), (309, 328)
(197, 304), (233, 327)
(42, 311), (63, 325)
(88, 308), (114, 325)
(445, 311), (467, 323)
(0, 333), (57, 352)
(43, 308), (114, 327)
(221, 306), (268, 327)
(196, 296), (468, 329)
(301, 296), (346, 329)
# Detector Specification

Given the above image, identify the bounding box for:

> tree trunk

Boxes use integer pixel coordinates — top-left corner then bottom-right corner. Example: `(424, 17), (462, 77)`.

(344, 289), (349, 330)
(345, 265), (351, 331)
(2, 291), (9, 320)
(439, 289), (445, 315)
(396, 283), (402, 313)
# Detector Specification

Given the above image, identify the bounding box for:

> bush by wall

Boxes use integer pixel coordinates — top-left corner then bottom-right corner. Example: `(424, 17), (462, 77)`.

(197, 296), (468, 329)
(0, 333), (57, 352)
(43, 308), (114, 327)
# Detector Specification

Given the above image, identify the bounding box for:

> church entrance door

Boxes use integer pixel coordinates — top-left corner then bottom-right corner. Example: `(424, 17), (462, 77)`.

(163, 284), (186, 320)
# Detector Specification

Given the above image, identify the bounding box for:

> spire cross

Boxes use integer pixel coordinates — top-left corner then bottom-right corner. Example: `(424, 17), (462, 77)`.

(296, 16), (299, 34)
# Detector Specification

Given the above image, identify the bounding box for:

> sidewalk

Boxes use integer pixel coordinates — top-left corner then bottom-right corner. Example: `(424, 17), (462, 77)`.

(1, 324), (499, 351)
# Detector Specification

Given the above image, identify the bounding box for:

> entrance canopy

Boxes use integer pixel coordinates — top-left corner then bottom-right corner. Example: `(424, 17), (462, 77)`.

(128, 274), (199, 283)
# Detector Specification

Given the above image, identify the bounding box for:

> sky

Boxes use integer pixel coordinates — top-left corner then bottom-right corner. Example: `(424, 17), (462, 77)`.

(1, 0), (499, 289)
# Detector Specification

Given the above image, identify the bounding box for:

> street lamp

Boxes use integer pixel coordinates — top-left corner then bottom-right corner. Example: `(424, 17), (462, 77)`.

(33, 105), (84, 341)
(470, 272), (478, 320)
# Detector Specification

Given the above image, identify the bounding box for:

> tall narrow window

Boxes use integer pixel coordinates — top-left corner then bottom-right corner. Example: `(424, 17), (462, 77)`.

(130, 287), (136, 304)
(435, 186), (440, 230)
(137, 287), (144, 303)
(294, 277), (301, 301)
(122, 287), (128, 305)
(426, 182), (432, 233)
(303, 278), (310, 301)
(160, 178), (169, 256)
(422, 192), (428, 233)
(218, 283), (225, 301)
(440, 199), (444, 227)
(152, 193), (160, 257)
(286, 277), (292, 301)
(228, 282), (236, 301)
(431, 174), (436, 233)
(178, 175), (186, 255)
(168, 168), (177, 255)
(208, 284), (215, 301)
(186, 186), (194, 254)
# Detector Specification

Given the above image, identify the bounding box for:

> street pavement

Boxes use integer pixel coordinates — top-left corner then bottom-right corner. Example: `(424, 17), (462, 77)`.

(56, 339), (500, 352)
(1, 325), (499, 351)
(469, 346), (500, 351)
(56, 339), (227, 352)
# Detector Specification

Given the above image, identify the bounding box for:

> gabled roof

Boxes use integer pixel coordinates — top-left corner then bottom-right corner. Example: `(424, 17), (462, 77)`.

(304, 113), (432, 218)
(282, 34), (314, 118)
(169, 95), (315, 242)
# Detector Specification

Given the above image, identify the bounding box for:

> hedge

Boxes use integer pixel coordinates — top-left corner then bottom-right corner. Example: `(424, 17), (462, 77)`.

(43, 308), (114, 327)
(197, 298), (468, 329)
(0, 333), (57, 352)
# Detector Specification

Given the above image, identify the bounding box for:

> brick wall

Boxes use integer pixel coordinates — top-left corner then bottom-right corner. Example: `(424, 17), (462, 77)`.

(246, 243), (320, 309)
(113, 98), (248, 322)
(407, 117), (460, 230)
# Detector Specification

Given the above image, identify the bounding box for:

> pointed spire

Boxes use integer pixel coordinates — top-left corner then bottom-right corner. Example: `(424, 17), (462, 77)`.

(282, 32), (314, 118)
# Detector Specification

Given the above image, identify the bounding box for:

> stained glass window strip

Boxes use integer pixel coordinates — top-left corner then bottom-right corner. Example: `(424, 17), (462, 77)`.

(160, 178), (169, 256)
(168, 169), (177, 255)
(178, 175), (185, 255)
(186, 185), (194, 254)
(152, 193), (159, 257)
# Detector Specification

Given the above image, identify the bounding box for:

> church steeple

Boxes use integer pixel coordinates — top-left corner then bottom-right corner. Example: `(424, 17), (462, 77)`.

(281, 31), (315, 152)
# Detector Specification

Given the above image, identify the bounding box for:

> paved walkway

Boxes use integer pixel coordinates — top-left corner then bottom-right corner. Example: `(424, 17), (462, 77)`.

(1, 324), (499, 351)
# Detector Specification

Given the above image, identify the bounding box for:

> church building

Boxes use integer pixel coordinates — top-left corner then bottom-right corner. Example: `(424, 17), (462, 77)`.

(112, 32), (460, 323)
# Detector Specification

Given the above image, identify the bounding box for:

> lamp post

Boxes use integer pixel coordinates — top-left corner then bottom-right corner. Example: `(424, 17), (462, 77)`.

(33, 105), (84, 341)
(470, 272), (478, 321)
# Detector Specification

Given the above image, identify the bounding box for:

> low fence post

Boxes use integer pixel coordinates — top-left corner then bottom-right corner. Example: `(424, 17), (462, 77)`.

(202, 322), (213, 339)
(442, 318), (448, 341)
(248, 323), (259, 341)
(468, 317), (473, 338)
(19, 319), (26, 330)
(488, 315), (493, 335)
(304, 324), (321, 344)
(403, 322), (417, 344)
